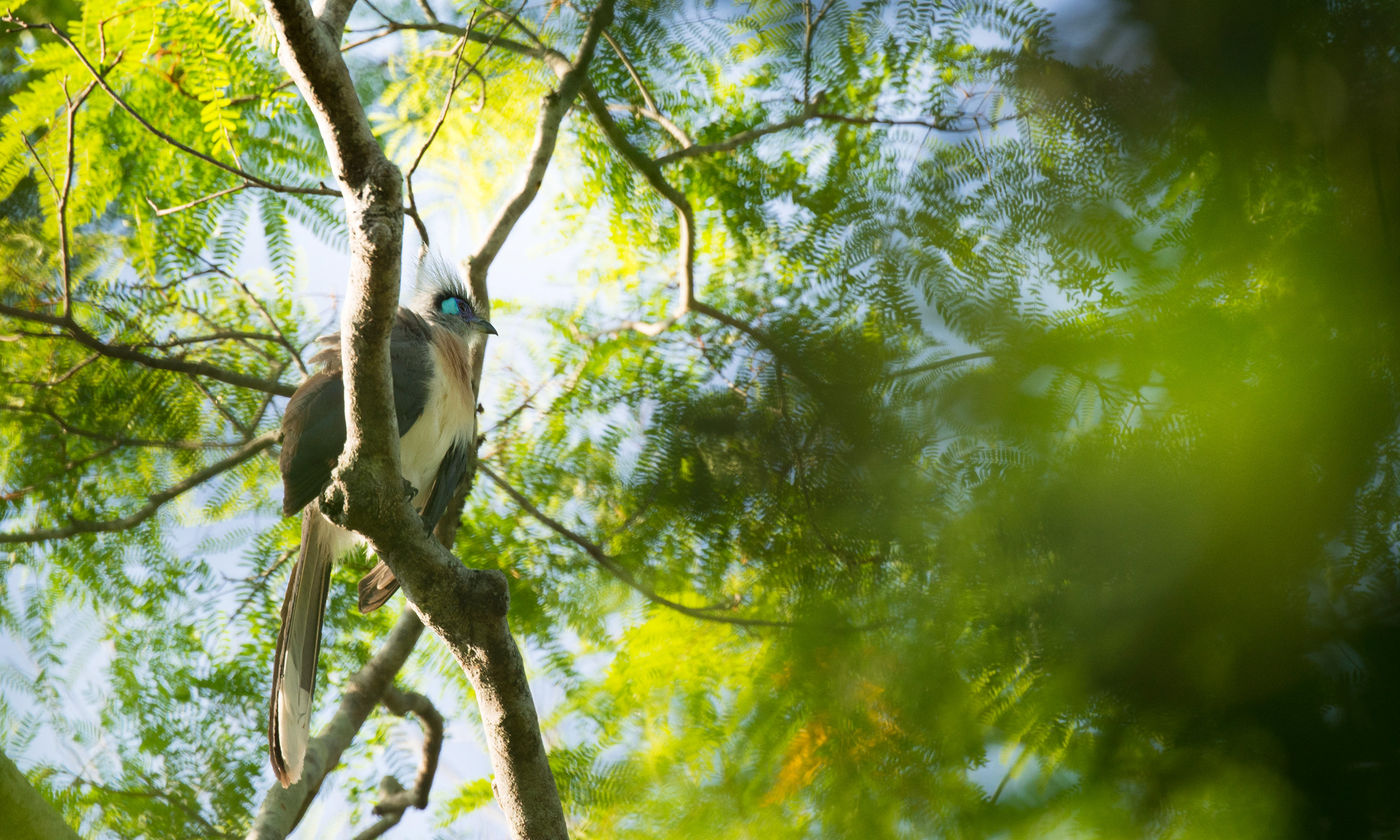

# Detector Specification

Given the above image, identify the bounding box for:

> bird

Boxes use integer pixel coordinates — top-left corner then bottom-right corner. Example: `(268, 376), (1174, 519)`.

(268, 255), (495, 788)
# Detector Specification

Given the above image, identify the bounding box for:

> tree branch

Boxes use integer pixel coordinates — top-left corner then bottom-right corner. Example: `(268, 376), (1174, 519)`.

(886, 351), (992, 379)
(175, 247), (311, 376)
(480, 463), (794, 629)
(577, 81), (694, 331)
(261, 0), (613, 836)
(654, 113), (811, 166)
(0, 431), (275, 544)
(246, 610), (426, 840)
(314, 0), (358, 41)
(151, 183), (248, 217)
(0, 749), (81, 840)
(0, 303), (296, 396)
(404, 11), (493, 252)
(351, 684), (444, 839)
(0, 404), (256, 451)
(606, 102), (693, 149)
(0, 18), (341, 200)
(464, 1), (611, 289)
(599, 30), (696, 147)
(57, 80), (95, 318)
(654, 110), (1019, 166)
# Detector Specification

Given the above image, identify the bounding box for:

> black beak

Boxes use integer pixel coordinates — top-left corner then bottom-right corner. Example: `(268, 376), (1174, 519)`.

(474, 317), (498, 336)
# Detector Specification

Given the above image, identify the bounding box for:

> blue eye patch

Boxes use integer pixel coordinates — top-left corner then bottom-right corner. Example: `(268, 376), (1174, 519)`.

(440, 297), (461, 315)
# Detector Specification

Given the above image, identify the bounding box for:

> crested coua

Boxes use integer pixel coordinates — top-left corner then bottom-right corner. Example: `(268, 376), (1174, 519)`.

(269, 256), (495, 787)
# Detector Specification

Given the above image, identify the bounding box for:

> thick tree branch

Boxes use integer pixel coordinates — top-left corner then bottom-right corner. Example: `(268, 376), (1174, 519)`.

(314, 0), (358, 41)
(0, 749), (81, 840)
(0, 303), (296, 396)
(0, 431), (275, 544)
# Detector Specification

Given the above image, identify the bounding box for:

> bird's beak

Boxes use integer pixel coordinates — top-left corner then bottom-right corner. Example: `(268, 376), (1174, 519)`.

(473, 317), (498, 336)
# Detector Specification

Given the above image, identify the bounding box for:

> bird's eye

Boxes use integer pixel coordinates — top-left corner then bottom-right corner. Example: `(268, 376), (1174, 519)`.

(440, 297), (466, 316)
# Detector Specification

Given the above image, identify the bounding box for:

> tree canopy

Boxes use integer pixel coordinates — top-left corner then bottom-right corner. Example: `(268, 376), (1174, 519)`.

(1, 0), (1399, 837)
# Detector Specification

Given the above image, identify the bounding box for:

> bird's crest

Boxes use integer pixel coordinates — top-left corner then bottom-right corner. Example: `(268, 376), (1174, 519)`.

(411, 253), (488, 323)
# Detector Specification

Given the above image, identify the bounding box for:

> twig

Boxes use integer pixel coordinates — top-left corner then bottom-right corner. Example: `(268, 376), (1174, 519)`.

(151, 183), (248, 217)
(187, 372), (251, 437)
(1, 18), (340, 200)
(578, 81), (833, 388)
(413, 0), (439, 23)
(17, 351), (100, 387)
(600, 29), (696, 146)
(403, 10), (483, 251)
(349, 683), (443, 838)
(360, 683), (444, 840)
(886, 351), (992, 379)
(481, 463), (795, 628)
(577, 81), (695, 329)
(654, 112), (811, 166)
(0, 302), (296, 396)
(654, 110), (1019, 166)
(175, 246), (310, 376)
(0, 431), (275, 544)
(606, 102), (692, 149)
(463, 0), (611, 287)
(0, 442), (121, 503)
(0, 404), (254, 450)
(134, 330), (283, 350)
(75, 777), (232, 839)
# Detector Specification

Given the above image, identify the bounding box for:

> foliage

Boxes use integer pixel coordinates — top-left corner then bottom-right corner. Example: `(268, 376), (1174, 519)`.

(1, 0), (1398, 837)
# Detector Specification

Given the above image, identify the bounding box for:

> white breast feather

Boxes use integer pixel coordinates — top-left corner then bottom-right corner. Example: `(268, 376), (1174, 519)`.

(398, 338), (477, 506)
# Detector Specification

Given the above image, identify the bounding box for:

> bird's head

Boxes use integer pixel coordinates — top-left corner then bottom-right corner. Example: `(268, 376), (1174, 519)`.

(412, 254), (497, 342)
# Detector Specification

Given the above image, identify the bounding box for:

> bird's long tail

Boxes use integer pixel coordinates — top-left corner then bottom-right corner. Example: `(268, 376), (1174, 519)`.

(268, 510), (340, 787)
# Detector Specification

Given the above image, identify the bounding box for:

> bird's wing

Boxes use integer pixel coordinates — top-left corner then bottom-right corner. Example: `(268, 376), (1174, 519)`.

(389, 307), (435, 435)
(278, 307), (438, 516)
(418, 438), (474, 529)
(279, 368), (346, 516)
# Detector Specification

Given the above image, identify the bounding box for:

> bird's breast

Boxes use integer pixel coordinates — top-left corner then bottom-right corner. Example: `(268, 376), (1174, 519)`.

(399, 331), (477, 502)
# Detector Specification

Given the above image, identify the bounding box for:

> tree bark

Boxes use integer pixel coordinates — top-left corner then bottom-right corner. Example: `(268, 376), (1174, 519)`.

(0, 750), (81, 840)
